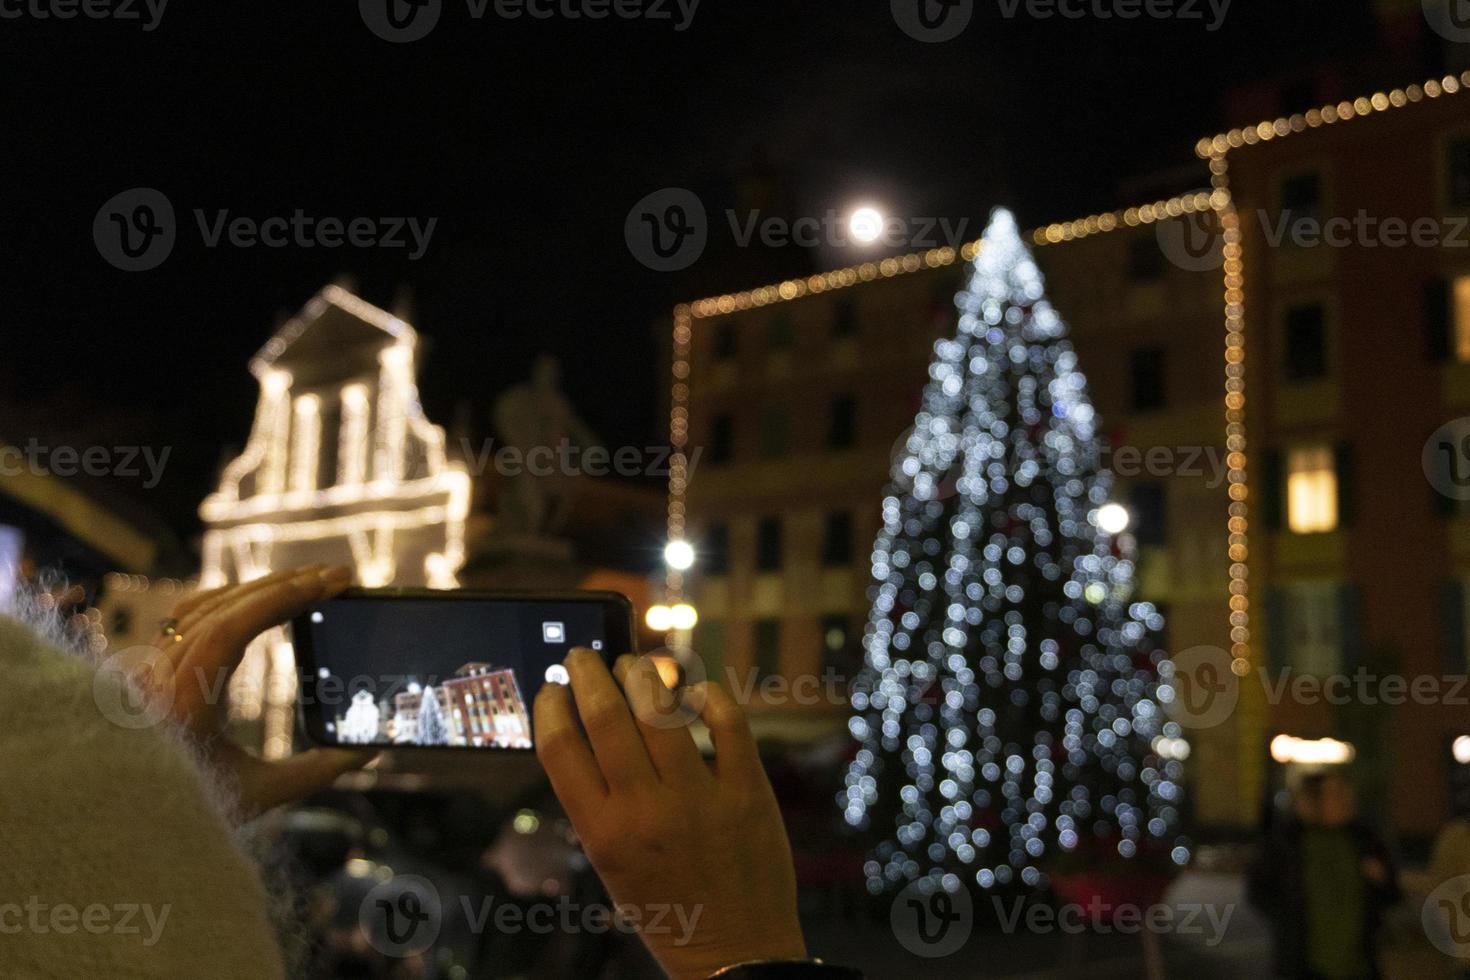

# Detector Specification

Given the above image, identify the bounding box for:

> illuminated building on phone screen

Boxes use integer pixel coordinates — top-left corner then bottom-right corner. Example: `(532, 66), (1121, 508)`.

(384, 664), (530, 749)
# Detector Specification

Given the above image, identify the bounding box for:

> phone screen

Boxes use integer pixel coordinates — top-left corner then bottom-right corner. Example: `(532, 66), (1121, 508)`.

(292, 590), (634, 750)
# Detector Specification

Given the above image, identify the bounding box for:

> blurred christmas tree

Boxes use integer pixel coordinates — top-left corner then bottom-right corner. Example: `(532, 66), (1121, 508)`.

(416, 686), (450, 746)
(841, 209), (1190, 896)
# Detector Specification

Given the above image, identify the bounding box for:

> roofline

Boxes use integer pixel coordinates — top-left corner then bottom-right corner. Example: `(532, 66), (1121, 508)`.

(249, 283), (415, 378)
(677, 190), (1226, 319)
(1194, 69), (1470, 160)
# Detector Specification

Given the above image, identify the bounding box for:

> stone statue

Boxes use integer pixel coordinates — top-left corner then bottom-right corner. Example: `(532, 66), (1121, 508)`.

(492, 356), (599, 538)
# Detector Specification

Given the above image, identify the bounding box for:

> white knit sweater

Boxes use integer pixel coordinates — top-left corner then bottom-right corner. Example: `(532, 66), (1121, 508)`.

(0, 614), (285, 979)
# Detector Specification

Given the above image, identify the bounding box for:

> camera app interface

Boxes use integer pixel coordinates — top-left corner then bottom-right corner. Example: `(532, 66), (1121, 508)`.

(304, 598), (613, 748)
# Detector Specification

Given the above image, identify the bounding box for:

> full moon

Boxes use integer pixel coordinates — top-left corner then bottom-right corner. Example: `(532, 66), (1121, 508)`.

(848, 207), (884, 245)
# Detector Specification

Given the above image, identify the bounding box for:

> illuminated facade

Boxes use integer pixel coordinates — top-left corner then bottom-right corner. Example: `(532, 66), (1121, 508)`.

(390, 664), (530, 748)
(200, 284), (471, 757)
(667, 67), (1470, 836)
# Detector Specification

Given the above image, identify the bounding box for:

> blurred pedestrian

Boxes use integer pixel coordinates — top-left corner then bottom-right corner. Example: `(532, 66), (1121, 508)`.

(1247, 769), (1402, 980)
(1430, 803), (1470, 980)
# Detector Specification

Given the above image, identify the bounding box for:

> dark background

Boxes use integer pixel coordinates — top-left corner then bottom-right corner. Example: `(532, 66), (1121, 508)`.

(0, 0), (1381, 538)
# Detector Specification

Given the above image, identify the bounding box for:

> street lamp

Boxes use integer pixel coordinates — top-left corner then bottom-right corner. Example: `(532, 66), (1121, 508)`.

(664, 539), (696, 571)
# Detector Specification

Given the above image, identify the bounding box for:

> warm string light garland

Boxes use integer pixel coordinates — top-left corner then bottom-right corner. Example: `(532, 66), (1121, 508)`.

(1195, 70), (1470, 160)
(839, 210), (1188, 893)
(662, 196), (1225, 602)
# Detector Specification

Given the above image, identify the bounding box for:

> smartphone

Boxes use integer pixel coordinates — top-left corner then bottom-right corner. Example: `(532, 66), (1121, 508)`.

(291, 587), (635, 750)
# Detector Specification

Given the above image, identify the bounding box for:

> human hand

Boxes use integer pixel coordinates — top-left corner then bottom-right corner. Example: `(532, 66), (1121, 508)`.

(145, 565), (376, 816)
(534, 648), (806, 980)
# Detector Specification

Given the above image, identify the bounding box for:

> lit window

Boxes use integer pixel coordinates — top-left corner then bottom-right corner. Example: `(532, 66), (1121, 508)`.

(1455, 277), (1470, 363)
(1287, 446), (1338, 534)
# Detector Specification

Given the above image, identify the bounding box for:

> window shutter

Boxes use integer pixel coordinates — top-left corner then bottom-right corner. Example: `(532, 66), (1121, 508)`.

(1426, 277), (1452, 363)
(1442, 579), (1467, 674)
(1264, 587), (1289, 673)
(1334, 441), (1355, 529)
(1260, 450), (1283, 532)
(1337, 584), (1363, 673)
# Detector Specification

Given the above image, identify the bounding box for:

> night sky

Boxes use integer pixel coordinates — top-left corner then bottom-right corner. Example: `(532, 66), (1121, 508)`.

(0, 0), (1381, 541)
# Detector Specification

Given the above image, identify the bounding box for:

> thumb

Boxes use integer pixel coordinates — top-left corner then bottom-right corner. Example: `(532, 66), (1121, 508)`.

(241, 747), (379, 815)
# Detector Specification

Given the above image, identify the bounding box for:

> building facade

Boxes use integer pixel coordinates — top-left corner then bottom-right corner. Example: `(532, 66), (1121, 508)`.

(673, 69), (1470, 840)
(673, 196), (1247, 824)
(1215, 70), (1470, 836)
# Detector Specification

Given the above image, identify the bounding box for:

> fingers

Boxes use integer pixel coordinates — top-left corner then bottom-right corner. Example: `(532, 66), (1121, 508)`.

(223, 743), (377, 817)
(169, 566), (321, 645)
(169, 566), (351, 723)
(534, 680), (608, 825)
(693, 681), (764, 787)
(562, 647), (655, 792)
(613, 654), (706, 783)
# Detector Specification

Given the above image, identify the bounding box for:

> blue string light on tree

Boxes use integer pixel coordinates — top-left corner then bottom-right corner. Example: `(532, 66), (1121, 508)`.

(841, 208), (1190, 896)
